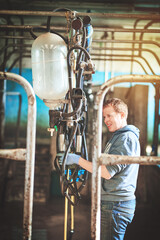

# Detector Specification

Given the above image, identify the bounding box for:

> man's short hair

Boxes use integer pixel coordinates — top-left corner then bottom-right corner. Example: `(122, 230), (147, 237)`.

(103, 98), (128, 119)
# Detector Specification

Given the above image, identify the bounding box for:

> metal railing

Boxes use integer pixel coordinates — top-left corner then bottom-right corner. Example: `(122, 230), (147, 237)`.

(91, 74), (160, 240)
(0, 72), (36, 240)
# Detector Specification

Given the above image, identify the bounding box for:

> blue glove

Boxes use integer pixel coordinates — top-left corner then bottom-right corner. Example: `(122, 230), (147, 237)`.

(66, 153), (80, 165)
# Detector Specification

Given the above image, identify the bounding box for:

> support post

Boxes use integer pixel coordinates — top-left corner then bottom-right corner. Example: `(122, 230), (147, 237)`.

(0, 72), (36, 240)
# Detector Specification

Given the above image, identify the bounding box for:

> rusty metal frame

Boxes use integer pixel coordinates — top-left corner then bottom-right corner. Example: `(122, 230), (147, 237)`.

(91, 74), (160, 240)
(0, 71), (36, 240)
(0, 11), (159, 77)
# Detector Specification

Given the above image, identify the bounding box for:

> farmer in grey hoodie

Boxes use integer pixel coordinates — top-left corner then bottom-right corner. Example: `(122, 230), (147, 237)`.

(66, 98), (140, 240)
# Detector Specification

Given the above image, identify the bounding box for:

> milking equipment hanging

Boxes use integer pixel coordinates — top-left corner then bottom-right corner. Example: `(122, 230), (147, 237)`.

(31, 8), (95, 239)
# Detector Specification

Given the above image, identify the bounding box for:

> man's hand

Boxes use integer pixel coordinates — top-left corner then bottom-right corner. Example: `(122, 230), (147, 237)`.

(66, 153), (80, 165)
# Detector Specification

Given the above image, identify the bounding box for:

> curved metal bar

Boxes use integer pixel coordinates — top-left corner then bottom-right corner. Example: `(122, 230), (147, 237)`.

(92, 53), (156, 75)
(0, 71), (36, 240)
(139, 20), (160, 42)
(91, 47), (160, 67)
(133, 19), (151, 61)
(138, 20), (160, 64)
(139, 55), (155, 75)
(93, 39), (160, 48)
(91, 74), (160, 240)
(92, 58), (149, 75)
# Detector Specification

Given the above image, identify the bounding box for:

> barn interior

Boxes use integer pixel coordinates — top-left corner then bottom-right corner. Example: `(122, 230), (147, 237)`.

(0, 1), (160, 240)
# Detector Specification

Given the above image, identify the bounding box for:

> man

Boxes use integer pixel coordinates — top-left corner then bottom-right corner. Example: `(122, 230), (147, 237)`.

(66, 98), (140, 240)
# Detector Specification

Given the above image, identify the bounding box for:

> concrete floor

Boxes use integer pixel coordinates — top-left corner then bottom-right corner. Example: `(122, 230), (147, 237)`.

(0, 197), (160, 240)
(0, 197), (91, 240)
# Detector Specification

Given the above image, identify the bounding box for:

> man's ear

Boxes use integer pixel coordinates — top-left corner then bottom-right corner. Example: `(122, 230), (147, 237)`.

(121, 112), (125, 119)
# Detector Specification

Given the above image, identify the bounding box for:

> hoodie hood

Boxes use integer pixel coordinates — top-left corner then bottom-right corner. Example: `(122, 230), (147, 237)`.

(114, 125), (140, 139)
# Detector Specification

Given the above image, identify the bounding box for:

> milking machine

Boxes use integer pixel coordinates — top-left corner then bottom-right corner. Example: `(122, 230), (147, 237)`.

(31, 8), (94, 239)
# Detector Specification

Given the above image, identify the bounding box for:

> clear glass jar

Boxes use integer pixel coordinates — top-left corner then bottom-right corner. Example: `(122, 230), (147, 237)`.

(32, 32), (69, 107)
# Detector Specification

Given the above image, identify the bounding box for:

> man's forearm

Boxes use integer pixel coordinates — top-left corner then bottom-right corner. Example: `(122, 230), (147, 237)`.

(79, 157), (111, 180)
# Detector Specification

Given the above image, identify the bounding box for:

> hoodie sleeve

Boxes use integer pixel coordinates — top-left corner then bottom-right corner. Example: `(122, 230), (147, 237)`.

(106, 133), (138, 177)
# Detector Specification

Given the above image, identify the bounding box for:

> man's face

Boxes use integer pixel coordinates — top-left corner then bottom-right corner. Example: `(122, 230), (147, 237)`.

(103, 105), (124, 132)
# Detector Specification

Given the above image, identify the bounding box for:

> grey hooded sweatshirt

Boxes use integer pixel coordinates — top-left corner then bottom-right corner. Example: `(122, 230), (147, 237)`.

(101, 125), (140, 201)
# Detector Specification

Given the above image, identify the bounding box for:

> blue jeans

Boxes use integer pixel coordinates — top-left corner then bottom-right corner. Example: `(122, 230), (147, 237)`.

(101, 199), (136, 240)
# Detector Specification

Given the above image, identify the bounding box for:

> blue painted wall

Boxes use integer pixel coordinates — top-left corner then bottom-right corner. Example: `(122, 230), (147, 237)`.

(5, 68), (49, 139)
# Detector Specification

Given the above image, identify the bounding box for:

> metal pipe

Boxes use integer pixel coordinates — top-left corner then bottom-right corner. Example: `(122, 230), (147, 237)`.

(91, 47), (160, 67)
(99, 153), (160, 165)
(1, 25), (160, 34)
(139, 20), (160, 42)
(64, 169), (70, 240)
(91, 74), (160, 240)
(0, 10), (160, 20)
(0, 10), (67, 17)
(0, 71), (36, 240)
(0, 24), (66, 32)
(138, 20), (160, 154)
(130, 19), (137, 75)
(133, 20), (157, 60)
(93, 27), (160, 33)
(71, 195), (75, 232)
(0, 148), (26, 160)
(138, 21), (160, 74)
(93, 39), (160, 48)
(92, 58), (148, 75)
(139, 55), (155, 75)
(92, 53), (156, 75)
